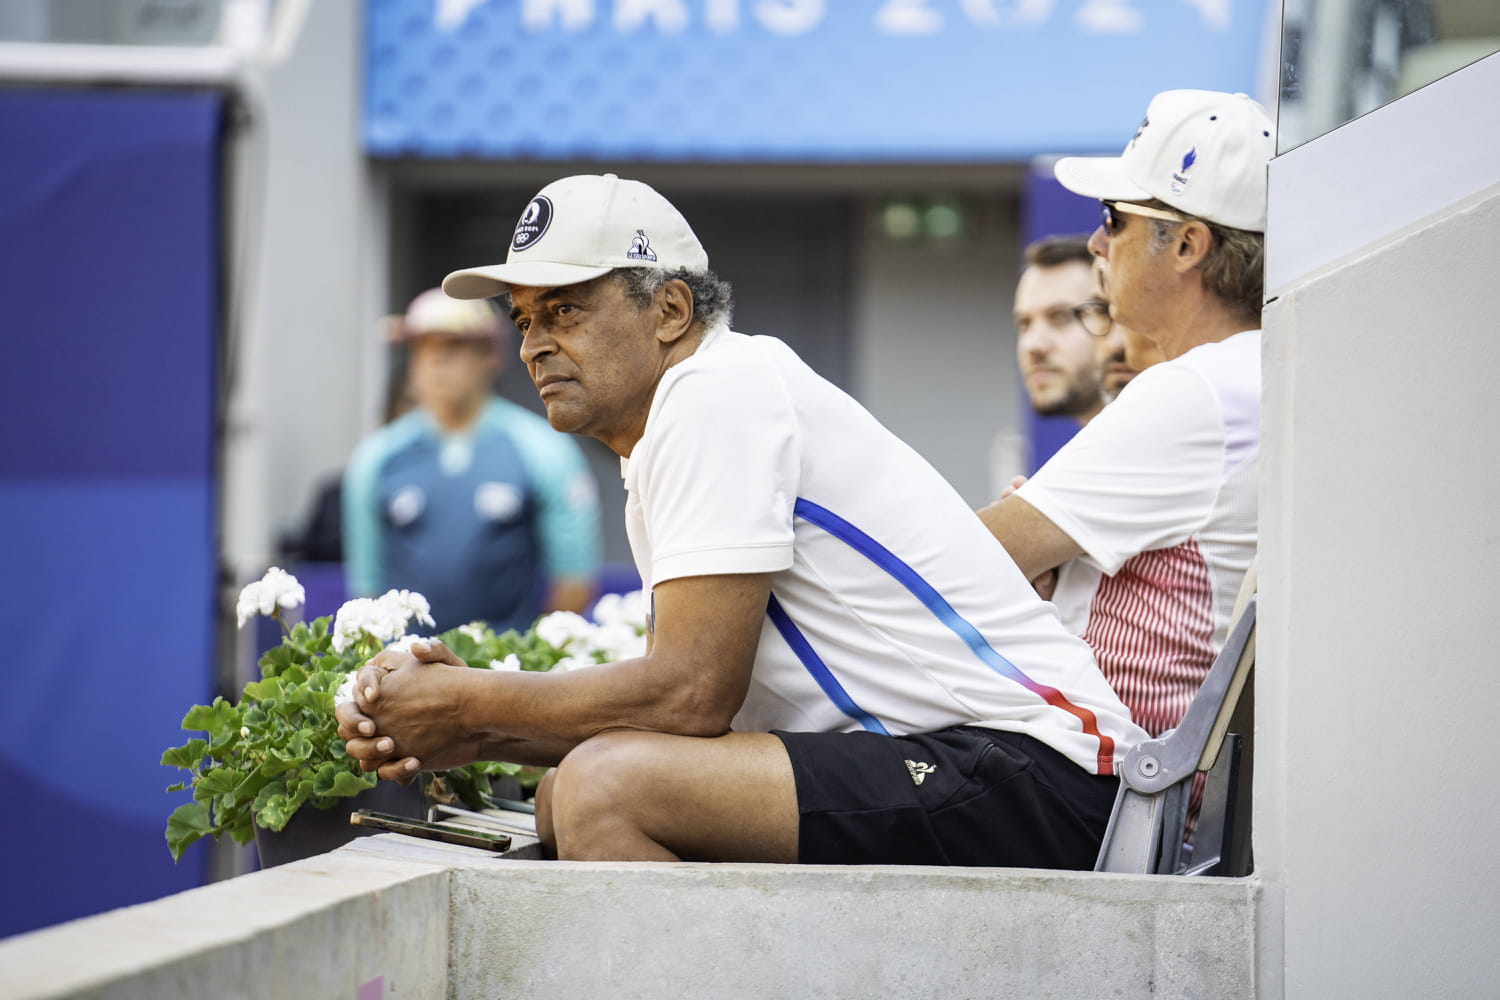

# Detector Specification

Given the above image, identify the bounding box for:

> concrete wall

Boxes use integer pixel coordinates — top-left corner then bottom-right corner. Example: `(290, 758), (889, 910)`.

(0, 847), (450, 1000)
(451, 861), (1254, 998)
(1257, 52), (1500, 999)
(0, 836), (1257, 1000)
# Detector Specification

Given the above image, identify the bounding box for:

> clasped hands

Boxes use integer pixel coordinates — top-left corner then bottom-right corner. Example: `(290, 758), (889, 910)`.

(334, 639), (477, 782)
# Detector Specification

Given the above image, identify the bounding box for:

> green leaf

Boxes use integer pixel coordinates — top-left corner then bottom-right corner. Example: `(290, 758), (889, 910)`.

(160, 738), (210, 770)
(256, 792), (293, 831)
(165, 802), (212, 862)
(193, 767), (241, 802)
(445, 768), (491, 811)
(258, 642), (295, 679)
(228, 809), (256, 846)
(181, 698), (239, 739)
(243, 676), (281, 703)
(325, 769), (374, 798)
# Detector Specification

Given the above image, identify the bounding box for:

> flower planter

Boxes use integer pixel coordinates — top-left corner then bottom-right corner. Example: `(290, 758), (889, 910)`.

(253, 779), (428, 868)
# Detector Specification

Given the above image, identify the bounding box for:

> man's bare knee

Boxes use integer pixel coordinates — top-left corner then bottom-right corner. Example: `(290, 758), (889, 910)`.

(549, 732), (668, 861)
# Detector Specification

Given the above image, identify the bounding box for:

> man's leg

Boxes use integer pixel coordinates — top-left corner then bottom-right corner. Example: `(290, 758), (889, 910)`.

(539, 730), (799, 862)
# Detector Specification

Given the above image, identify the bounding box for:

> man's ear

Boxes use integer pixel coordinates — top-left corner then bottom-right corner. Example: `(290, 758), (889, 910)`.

(1174, 220), (1214, 274)
(654, 279), (696, 344)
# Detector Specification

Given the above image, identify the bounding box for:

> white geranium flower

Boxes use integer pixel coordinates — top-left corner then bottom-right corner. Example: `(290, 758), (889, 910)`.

(334, 670), (357, 707)
(381, 589), (436, 629)
(262, 567), (306, 610)
(589, 621), (647, 661)
(535, 611), (595, 653)
(458, 622), (486, 643)
(488, 654), (522, 671)
(591, 590), (647, 630)
(386, 634), (431, 654)
(234, 567), (305, 628)
(332, 598), (402, 653)
(240, 726), (251, 739)
(551, 654), (596, 673)
(235, 583), (265, 628)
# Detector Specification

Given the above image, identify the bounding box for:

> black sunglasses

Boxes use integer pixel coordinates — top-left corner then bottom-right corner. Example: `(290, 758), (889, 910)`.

(1101, 200), (1192, 237)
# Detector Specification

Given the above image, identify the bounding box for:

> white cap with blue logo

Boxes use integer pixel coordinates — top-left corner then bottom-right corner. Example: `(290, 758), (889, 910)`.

(443, 173), (709, 299)
(1054, 90), (1275, 233)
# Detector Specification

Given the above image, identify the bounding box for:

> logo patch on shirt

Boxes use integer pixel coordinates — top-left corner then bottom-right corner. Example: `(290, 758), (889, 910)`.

(388, 485), (425, 527)
(475, 481), (524, 523)
(625, 229), (657, 261)
(905, 759), (936, 786)
(512, 195), (553, 252)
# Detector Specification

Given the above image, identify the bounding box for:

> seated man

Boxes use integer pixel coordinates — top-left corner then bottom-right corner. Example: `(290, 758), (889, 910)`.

(337, 173), (1146, 867)
(981, 90), (1272, 740)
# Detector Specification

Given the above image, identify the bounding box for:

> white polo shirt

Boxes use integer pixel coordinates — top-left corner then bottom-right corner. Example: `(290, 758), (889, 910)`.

(1016, 331), (1260, 737)
(622, 325), (1145, 775)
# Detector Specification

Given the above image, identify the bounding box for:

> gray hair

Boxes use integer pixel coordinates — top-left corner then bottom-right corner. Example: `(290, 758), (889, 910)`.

(613, 266), (734, 331)
(1146, 204), (1264, 323)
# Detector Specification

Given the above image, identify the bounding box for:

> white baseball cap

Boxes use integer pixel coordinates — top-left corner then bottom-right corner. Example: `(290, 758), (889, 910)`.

(443, 173), (709, 299)
(395, 287), (503, 340)
(1054, 90), (1275, 233)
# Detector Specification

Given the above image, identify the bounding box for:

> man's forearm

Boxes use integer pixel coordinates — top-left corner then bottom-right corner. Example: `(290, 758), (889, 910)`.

(454, 652), (742, 758)
(976, 494), (1085, 582)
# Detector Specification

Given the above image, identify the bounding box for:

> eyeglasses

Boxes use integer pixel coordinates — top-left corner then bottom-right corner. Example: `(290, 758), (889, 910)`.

(1101, 200), (1192, 237)
(1073, 299), (1113, 338)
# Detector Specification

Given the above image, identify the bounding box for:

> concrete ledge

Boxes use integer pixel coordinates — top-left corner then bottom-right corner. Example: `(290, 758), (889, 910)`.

(445, 860), (1258, 999)
(0, 844), (452, 1000)
(0, 834), (1257, 1000)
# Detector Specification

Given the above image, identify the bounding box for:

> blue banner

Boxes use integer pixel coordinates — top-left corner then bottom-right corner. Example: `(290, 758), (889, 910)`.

(0, 87), (222, 937)
(366, 0), (1271, 160)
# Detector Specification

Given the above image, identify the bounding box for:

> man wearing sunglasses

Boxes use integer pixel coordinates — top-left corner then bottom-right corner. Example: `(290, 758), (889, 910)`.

(980, 90), (1272, 751)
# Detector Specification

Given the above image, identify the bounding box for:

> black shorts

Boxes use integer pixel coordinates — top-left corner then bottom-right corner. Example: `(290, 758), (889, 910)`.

(772, 726), (1118, 868)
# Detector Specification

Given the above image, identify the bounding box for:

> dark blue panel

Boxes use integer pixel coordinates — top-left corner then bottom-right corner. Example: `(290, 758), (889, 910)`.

(0, 88), (222, 480)
(0, 481), (215, 822)
(365, 0), (1270, 161)
(0, 87), (221, 939)
(0, 757), (207, 939)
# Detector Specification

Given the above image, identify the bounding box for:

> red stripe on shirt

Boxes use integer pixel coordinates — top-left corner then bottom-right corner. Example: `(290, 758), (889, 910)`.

(1084, 541), (1215, 739)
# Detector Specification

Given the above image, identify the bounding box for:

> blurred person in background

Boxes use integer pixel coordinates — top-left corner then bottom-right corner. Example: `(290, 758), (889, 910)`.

(1013, 235), (1138, 426)
(342, 288), (602, 631)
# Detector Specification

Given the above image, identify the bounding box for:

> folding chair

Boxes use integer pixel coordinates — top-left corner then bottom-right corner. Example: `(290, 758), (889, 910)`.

(1094, 565), (1258, 876)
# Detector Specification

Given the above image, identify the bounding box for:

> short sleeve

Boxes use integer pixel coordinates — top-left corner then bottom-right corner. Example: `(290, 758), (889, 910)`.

(1016, 362), (1226, 575)
(632, 353), (800, 585)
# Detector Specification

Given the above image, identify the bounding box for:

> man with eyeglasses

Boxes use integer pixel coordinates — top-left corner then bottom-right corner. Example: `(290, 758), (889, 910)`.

(1013, 235), (1137, 425)
(980, 90), (1272, 752)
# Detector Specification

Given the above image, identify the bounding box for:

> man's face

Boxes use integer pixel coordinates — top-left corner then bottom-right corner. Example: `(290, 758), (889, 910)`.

(1014, 261), (1105, 420)
(1087, 204), (1175, 341)
(407, 335), (500, 413)
(509, 275), (667, 455)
